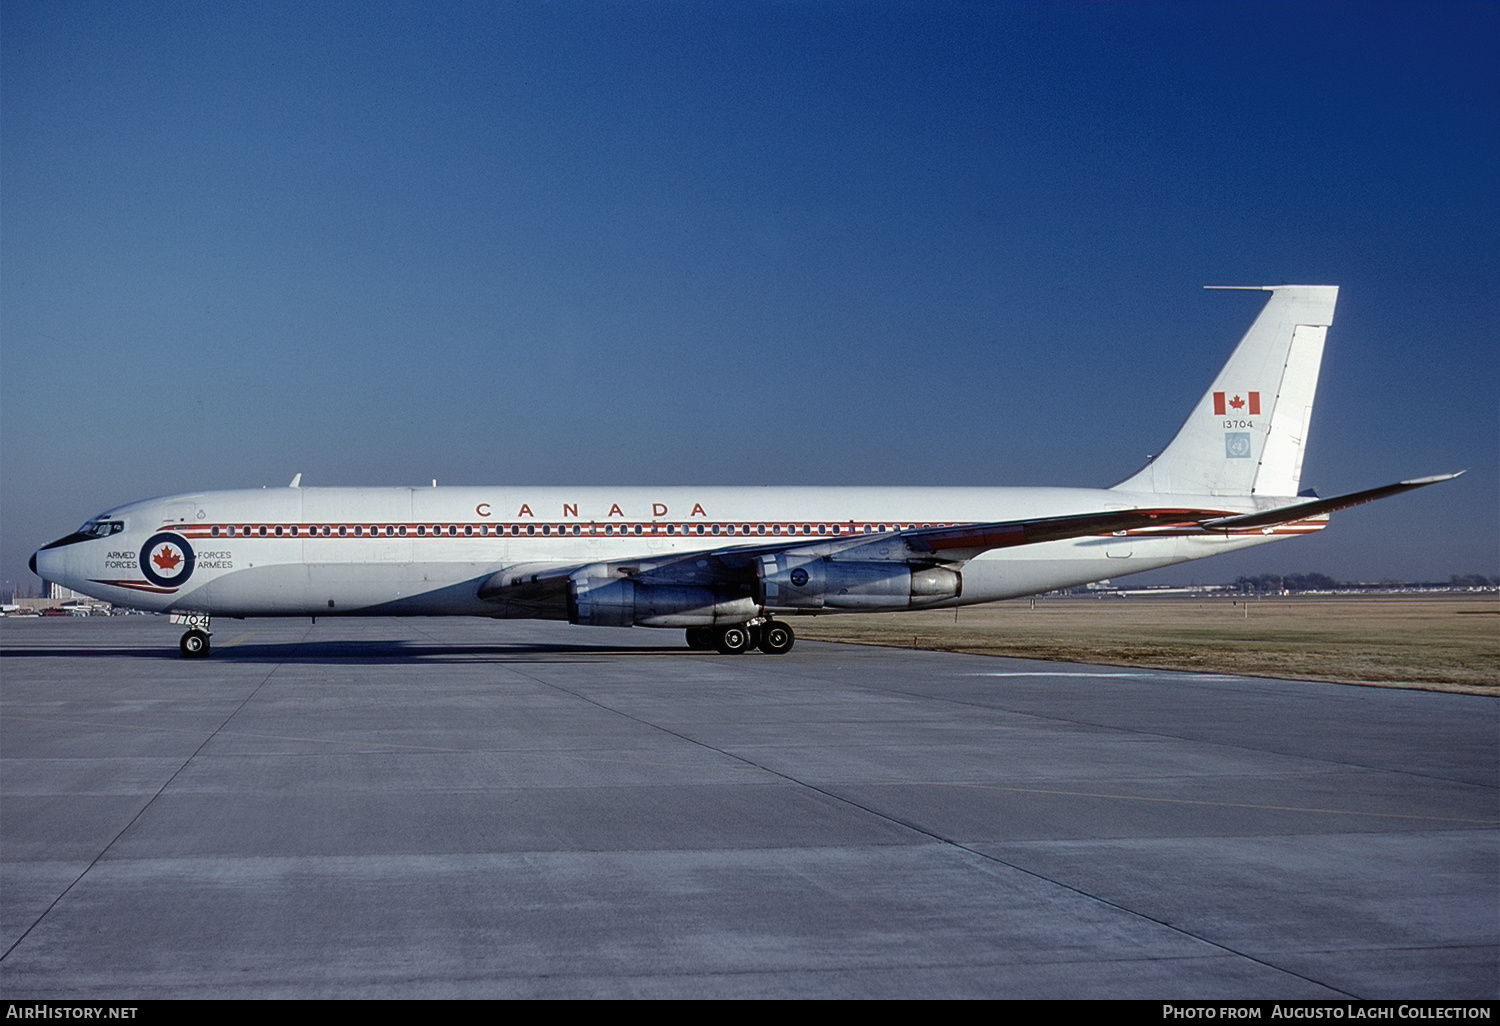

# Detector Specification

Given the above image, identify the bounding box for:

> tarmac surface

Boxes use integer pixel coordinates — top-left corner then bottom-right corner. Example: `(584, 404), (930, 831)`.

(1, 615), (1495, 999)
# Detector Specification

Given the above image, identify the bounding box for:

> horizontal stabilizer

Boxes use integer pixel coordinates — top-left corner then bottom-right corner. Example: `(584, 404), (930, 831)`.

(1199, 472), (1464, 531)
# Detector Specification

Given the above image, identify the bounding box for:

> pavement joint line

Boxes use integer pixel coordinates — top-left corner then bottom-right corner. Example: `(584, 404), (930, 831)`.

(826, 671), (1500, 795)
(6, 712), (1487, 821)
(914, 781), (1500, 825)
(4, 619), (1489, 996)
(0, 711), (758, 764)
(485, 661), (1364, 999)
(0, 622), (314, 965)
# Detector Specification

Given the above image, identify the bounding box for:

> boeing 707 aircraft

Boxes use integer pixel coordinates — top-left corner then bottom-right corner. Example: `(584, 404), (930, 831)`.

(32, 286), (1458, 657)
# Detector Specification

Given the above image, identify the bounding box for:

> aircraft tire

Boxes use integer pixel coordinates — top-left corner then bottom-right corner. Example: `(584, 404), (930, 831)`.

(685, 627), (715, 650)
(179, 630), (212, 659)
(713, 624), (753, 655)
(757, 621), (795, 655)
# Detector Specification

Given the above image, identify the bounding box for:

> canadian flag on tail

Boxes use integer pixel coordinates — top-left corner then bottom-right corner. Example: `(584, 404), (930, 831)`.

(1213, 391), (1260, 416)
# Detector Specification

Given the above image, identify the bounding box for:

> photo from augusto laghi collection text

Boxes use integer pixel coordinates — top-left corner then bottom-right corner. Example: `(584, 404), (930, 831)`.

(1162, 1006), (1493, 1020)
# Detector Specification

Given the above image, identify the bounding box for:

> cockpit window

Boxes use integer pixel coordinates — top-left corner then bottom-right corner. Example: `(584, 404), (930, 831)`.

(40, 517), (127, 552)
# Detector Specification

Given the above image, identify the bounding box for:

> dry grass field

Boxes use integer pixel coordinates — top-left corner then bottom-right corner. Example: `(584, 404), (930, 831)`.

(793, 593), (1499, 695)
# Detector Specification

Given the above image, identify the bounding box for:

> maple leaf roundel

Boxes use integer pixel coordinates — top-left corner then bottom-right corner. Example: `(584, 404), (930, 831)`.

(140, 532), (195, 588)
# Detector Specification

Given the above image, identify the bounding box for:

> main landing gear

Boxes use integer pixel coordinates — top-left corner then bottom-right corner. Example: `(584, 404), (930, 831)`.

(685, 621), (795, 655)
(174, 613), (213, 659)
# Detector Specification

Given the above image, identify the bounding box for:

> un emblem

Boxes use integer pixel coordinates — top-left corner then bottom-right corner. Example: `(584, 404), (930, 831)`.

(1224, 432), (1252, 459)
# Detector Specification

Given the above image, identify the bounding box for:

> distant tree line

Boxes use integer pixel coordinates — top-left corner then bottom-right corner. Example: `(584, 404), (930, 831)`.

(1233, 573), (1499, 593)
(1234, 573), (1339, 593)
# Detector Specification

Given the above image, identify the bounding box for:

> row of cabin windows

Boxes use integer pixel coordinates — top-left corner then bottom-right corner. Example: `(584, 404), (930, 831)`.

(208, 522), (935, 540)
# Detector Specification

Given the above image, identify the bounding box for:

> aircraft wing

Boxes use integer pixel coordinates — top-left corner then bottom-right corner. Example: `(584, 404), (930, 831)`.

(476, 506), (1222, 601)
(476, 472), (1462, 607)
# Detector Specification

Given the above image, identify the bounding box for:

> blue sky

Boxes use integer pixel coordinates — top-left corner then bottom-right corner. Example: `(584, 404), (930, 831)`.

(3, 0), (1495, 591)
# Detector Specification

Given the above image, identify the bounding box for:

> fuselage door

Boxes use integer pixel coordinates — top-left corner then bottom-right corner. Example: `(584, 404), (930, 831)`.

(155, 501), (200, 529)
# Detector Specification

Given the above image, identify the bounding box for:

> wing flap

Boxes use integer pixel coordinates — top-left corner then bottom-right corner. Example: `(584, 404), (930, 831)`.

(907, 509), (1205, 555)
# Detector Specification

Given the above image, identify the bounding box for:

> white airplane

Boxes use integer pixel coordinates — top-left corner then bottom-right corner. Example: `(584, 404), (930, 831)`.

(32, 285), (1458, 658)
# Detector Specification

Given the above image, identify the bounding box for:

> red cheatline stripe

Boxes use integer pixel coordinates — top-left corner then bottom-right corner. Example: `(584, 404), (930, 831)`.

(89, 580), (179, 594)
(169, 510), (1302, 544)
(170, 521), (956, 539)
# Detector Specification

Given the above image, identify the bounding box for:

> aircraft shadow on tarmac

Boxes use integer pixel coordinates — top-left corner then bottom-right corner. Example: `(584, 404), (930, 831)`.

(0, 639), (706, 664)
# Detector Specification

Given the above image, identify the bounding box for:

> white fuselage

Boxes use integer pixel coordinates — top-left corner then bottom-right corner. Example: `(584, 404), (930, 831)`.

(34, 484), (1310, 621)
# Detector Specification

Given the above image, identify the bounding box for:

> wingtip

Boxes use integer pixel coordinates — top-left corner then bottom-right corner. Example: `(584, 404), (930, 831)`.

(1401, 470), (1466, 486)
(1202, 284), (1339, 291)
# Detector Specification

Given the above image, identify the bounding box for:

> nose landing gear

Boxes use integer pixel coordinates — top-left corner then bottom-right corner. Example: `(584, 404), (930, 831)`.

(172, 613), (213, 658)
(179, 629), (212, 658)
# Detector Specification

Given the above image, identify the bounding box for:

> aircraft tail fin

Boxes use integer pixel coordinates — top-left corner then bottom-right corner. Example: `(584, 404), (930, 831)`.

(1113, 285), (1338, 498)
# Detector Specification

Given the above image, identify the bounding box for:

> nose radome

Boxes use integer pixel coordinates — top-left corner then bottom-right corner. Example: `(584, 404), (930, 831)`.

(29, 551), (38, 576)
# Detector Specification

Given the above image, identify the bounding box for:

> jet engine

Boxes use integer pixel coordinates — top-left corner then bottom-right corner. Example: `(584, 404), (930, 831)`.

(756, 555), (960, 610)
(568, 575), (758, 628)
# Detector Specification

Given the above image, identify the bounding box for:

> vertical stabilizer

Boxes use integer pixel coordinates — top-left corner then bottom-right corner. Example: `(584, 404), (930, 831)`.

(1113, 285), (1337, 498)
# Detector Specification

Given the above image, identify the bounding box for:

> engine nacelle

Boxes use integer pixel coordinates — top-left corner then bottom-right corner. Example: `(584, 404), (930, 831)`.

(569, 575), (758, 628)
(757, 556), (961, 610)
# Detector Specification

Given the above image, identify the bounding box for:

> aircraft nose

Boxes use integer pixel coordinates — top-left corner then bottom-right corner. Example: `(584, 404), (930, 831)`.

(29, 551), (38, 576)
